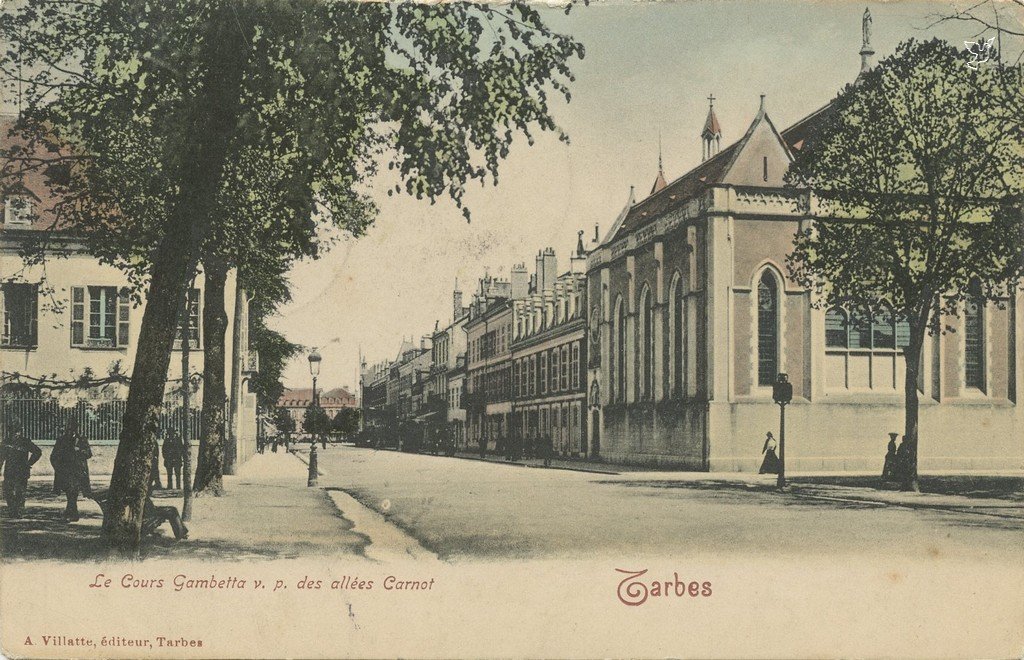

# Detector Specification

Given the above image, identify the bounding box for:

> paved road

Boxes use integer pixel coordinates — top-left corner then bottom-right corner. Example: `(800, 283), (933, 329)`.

(311, 446), (1024, 563)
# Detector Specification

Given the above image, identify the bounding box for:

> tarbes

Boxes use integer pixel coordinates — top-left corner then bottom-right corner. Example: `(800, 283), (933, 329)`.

(615, 569), (712, 607)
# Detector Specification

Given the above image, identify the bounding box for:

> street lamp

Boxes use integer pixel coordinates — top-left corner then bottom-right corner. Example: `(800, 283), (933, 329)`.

(307, 349), (322, 487)
(772, 373), (793, 490)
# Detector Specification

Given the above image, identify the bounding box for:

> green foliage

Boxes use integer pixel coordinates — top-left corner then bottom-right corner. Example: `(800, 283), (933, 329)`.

(1, 0), (586, 285)
(302, 403), (331, 437)
(272, 407), (295, 436)
(332, 407), (360, 436)
(785, 39), (1024, 330)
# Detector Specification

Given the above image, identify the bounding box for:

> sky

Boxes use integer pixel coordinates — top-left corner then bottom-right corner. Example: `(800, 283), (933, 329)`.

(276, 0), (1017, 393)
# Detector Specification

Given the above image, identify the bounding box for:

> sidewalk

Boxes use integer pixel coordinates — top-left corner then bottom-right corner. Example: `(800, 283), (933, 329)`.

(444, 448), (1023, 516)
(3, 451), (368, 561)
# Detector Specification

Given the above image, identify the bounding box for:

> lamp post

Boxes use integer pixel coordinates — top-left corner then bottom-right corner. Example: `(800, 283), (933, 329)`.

(772, 373), (793, 490)
(307, 349), (322, 487)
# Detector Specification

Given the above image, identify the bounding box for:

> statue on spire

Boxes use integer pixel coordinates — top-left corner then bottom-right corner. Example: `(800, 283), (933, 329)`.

(858, 8), (875, 76)
(862, 7), (872, 48)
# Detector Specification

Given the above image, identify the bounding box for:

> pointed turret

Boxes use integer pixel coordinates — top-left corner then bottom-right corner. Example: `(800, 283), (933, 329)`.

(701, 94), (722, 161)
(650, 134), (668, 194)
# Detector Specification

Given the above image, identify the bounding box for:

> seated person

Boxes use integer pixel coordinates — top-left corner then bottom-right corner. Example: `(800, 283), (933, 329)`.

(92, 488), (189, 541)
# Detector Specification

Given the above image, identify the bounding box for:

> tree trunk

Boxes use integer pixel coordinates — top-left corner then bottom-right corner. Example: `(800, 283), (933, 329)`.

(101, 11), (251, 555)
(225, 283), (245, 475)
(103, 241), (194, 555)
(902, 329), (924, 492)
(194, 258), (228, 495)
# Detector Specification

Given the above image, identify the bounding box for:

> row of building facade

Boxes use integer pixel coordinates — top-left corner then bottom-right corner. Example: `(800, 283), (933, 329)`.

(360, 241), (591, 456)
(362, 16), (1023, 471)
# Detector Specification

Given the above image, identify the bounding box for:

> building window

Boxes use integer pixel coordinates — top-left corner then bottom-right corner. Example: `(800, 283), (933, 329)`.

(639, 287), (653, 400)
(1, 283), (38, 348)
(825, 307), (848, 348)
(671, 278), (684, 397)
(540, 352), (548, 395)
(757, 272), (778, 387)
(174, 288), (201, 349)
(550, 348), (560, 392)
(560, 344), (569, 391)
(3, 196), (33, 226)
(824, 303), (911, 391)
(72, 286), (130, 349)
(589, 307), (601, 368)
(965, 294), (985, 391)
(571, 342), (580, 390)
(616, 299), (626, 402)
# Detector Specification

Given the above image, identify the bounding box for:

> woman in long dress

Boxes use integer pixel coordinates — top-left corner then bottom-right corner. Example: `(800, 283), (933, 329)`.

(759, 431), (781, 474)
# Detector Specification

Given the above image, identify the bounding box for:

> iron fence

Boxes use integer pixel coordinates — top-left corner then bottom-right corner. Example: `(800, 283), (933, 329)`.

(0, 398), (201, 445)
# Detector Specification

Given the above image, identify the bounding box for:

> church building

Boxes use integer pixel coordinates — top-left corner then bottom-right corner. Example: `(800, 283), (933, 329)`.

(585, 13), (1023, 471)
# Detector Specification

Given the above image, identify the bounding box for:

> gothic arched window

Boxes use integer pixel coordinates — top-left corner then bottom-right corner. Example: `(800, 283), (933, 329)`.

(825, 307), (848, 348)
(616, 298), (626, 401)
(638, 287), (653, 399)
(757, 271), (779, 387)
(672, 276), (684, 397)
(965, 283), (985, 390)
(589, 307), (601, 368)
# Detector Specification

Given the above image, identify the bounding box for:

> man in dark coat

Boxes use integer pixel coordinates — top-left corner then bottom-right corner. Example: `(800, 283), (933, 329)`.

(51, 419), (92, 521)
(162, 429), (184, 490)
(1, 433), (42, 518)
(149, 438), (163, 490)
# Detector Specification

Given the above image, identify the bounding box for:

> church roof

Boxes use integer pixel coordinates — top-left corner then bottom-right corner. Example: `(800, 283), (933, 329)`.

(701, 106), (722, 137)
(780, 102), (835, 154)
(650, 169), (668, 195)
(606, 99), (833, 243)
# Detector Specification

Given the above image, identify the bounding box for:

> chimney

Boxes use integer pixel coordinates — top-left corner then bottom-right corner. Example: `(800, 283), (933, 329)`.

(511, 263), (529, 299)
(542, 247), (558, 291)
(535, 250), (544, 291)
(593, 223), (600, 244)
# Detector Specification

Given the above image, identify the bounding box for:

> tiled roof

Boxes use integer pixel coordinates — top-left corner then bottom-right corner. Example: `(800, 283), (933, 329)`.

(611, 141), (739, 240)
(278, 387), (356, 408)
(702, 107), (722, 137)
(609, 101), (833, 242)
(780, 102), (834, 154)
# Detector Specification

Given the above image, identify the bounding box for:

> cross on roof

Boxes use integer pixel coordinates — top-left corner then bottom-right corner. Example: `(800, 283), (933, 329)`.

(707, 93), (715, 107)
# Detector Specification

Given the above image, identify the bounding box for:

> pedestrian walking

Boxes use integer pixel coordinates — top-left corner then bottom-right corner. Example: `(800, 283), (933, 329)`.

(894, 435), (911, 485)
(0, 432), (42, 518)
(162, 428), (184, 490)
(881, 432), (898, 482)
(478, 433), (487, 459)
(149, 438), (163, 490)
(758, 431), (781, 474)
(543, 434), (553, 468)
(50, 418), (92, 521)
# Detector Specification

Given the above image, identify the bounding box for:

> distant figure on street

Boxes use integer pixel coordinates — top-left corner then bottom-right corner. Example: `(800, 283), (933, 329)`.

(894, 435), (912, 484)
(271, 434), (279, 453)
(478, 433), (487, 459)
(162, 429), (184, 490)
(0, 432), (42, 518)
(149, 438), (163, 490)
(542, 434), (553, 468)
(759, 431), (780, 474)
(881, 432), (899, 482)
(50, 418), (92, 521)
